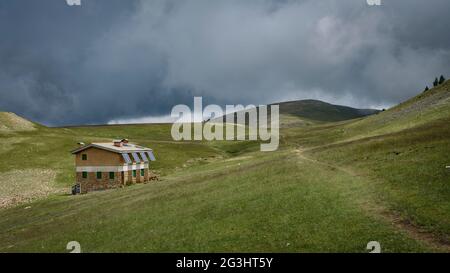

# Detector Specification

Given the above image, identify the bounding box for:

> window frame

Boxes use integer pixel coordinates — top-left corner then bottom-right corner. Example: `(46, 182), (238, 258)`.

(96, 172), (102, 180)
(140, 169), (145, 177)
(109, 172), (115, 180)
(132, 170), (137, 177)
(82, 171), (88, 179)
(81, 154), (88, 161)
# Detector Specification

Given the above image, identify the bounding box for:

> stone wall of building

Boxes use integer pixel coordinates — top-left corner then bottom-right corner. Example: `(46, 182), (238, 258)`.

(76, 167), (153, 193)
(76, 171), (123, 194)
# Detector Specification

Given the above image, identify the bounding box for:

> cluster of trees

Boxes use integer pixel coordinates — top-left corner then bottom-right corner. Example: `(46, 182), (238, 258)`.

(424, 75), (446, 92)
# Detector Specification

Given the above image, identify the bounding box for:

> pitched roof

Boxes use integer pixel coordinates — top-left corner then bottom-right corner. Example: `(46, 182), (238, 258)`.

(71, 142), (153, 154)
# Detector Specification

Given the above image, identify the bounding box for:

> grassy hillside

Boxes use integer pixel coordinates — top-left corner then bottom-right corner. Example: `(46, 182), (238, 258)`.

(0, 83), (449, 252)
(0, 112), (37, 132)
(0, 150), (429, 252)
(283, 80), (450, 246)
(284, 80), (450, 146)
(0, 123), (227, 208)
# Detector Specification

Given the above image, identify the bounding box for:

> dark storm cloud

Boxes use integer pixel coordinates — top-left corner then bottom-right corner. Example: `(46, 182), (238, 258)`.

(0, 0), (449, 125)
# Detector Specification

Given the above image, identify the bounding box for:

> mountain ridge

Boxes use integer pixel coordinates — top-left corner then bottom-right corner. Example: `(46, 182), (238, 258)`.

(211, 98), (380, 124)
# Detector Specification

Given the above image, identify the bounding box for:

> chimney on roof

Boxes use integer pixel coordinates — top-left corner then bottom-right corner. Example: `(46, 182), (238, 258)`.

(77, 142), (85, 146)
(121, 138), (129, 146)
(113, 140), (123, 147)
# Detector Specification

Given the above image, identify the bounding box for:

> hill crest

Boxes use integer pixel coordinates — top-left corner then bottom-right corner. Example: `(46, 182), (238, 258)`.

(0, 112), (36, 132)
(274, 99), (380, 122)
(212, 99), (380, 124)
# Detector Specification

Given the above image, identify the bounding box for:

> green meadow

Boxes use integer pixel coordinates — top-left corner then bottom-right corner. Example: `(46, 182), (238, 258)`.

(0, 81), (449, 252)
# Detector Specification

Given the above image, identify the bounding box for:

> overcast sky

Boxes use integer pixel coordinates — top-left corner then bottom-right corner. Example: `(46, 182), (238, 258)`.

(0, 0), (449, 125)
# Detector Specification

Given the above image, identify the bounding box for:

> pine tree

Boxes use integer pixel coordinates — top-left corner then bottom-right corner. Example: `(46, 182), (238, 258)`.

(433, 77), (439, 87)
(424, 86), (429, 92)
(439, 75), (446, 84)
